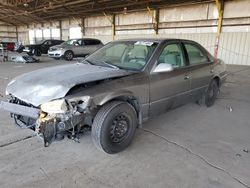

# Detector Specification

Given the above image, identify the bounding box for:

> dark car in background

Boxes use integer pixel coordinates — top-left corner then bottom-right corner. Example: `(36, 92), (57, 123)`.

(23, 39), (64, 56)
(0, 39), (227, 154)
(48, 38), (103, 61)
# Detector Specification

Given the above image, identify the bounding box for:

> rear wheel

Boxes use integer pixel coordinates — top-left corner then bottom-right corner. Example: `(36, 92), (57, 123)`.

(92, 101), (137, 154)
(205, 79), (219, 107)
(64, 51), (74, 61)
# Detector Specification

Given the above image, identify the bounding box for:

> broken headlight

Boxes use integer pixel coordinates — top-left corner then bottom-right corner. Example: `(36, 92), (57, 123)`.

(68, 96), (91, 112)
(40, 96), (91, 114)
(41, 99), (68, 114)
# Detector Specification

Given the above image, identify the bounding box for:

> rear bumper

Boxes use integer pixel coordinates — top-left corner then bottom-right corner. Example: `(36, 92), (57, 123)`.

(23, 49), (30, 53)
(23, 46), (34, 53)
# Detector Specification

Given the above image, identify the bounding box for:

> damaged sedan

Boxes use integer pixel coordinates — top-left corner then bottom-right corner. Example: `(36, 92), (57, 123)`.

(0, 39), (227, 154)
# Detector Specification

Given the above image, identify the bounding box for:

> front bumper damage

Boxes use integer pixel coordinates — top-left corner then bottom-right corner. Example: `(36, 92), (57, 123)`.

(0, 97), (92, 147)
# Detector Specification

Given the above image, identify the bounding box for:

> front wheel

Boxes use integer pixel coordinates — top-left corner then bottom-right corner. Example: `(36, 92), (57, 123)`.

(92, 101), (137, 154)
(64, 51), (74, 61)
(205, 80), (219, 107)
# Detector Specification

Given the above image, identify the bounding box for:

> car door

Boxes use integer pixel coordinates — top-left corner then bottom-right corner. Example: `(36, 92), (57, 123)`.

(41, 40), (52, 54)
(149, 41), (192, 117)
(72, 39), (84, 56)
(82, 39), (98, 55)
(182, 42), (213, 102)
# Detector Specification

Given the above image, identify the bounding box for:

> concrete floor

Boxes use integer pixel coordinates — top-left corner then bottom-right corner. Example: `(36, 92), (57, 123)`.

(0, 56), (250, 188)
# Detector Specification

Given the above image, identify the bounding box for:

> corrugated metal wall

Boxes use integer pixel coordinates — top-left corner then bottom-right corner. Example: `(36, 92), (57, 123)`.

(15, 0), (250, 65)
(17, 26), (29, 44)
(219, 32), (250, 65)
(87, 32), (250, 65)
(86, 0), (250, 65)
(0, 21), (17, 42)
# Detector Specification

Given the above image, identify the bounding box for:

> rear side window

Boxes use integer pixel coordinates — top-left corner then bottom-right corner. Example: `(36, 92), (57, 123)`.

(184, 44), (208, 65)
(158, 43), (184, 68)
(84, 39), (100, 45)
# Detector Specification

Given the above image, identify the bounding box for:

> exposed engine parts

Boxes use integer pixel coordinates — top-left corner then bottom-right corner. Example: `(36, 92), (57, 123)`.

(2, 96), (94, 147)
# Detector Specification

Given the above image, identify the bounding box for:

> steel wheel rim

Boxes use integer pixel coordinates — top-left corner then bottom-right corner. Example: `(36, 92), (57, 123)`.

(110, 114), (129, 143)
(66, 52), (73, 59)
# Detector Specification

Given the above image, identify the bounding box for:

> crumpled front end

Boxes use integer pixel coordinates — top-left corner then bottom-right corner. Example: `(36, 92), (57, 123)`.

(0, 95), (94, 147)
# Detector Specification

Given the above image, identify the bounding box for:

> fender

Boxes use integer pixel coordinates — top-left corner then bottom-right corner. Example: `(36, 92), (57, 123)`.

(93, 90), (143, 125)
(97, 90), (135, 106)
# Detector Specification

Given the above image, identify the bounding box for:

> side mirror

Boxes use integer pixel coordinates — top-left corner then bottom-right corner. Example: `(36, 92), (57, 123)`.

(153, 63), (173, 73)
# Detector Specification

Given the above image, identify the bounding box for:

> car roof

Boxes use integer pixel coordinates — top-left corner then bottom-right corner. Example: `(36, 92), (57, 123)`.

(69, 38), (101, 41)
(46, 39), (64, 41)
(114, 38), (198, 44)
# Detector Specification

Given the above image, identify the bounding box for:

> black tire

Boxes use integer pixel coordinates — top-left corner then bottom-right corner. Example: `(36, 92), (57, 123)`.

(64, 51), (74, 61)
(92, 101), (137, 154)
(205, 80), (219, 107)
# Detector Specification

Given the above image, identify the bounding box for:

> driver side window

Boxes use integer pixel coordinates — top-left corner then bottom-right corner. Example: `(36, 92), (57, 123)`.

(158, 44), (184, 68)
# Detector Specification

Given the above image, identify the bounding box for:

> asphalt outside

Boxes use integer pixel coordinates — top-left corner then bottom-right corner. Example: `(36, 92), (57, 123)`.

(0, 55), (250, 188)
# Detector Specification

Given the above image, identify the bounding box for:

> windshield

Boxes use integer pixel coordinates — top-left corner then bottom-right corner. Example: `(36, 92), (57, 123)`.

(85, 41), (158, 71)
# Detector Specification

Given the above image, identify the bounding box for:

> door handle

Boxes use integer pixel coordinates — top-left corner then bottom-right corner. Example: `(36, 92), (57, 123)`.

(184, 75), (190, 80)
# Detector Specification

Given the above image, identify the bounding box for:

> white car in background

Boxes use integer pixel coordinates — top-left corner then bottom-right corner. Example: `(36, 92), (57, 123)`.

(48, 38), (103, 61)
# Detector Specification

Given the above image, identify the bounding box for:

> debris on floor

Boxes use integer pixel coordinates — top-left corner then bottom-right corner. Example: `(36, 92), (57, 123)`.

(10, 55), (39, 63)
(236, 153), (242, 157)
(243, 149), (249, 153)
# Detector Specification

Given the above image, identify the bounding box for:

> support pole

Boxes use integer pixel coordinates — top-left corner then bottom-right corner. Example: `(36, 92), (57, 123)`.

(214, 0), (224, 59)
(50, 22), (52, 39)
(27, 25), (30, 44)
(103, 12), (115, 41)
(59, 20), (62, 40)
(15, 25), (18, 42)
(147, 6), (159, 35)
(111, 14), (115, 41)
(81, 17), (85, 37)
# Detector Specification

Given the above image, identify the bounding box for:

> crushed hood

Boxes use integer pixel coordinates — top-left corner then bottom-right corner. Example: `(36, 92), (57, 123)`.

(6, 63), (131, 107)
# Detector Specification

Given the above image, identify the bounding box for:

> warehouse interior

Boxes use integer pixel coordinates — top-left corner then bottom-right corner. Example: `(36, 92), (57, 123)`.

(0, 0), (250, 64)
(0, 0), (250, 187)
